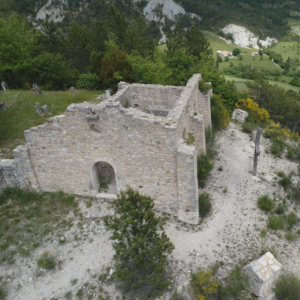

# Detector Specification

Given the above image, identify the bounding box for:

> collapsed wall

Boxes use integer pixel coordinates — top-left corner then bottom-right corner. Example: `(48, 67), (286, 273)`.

(0, 74), (212, 224)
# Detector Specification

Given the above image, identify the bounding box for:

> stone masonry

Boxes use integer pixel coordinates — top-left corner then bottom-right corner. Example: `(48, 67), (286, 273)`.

(242, 252), (282, 299)
(0, 74), (212, 224)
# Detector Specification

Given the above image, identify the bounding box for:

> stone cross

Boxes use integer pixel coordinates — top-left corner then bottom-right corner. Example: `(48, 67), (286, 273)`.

(33, 83), (42, 95)
(34, 103), (43, 115)
(1, 81), (9, 91)
(253, 127), (261, 176)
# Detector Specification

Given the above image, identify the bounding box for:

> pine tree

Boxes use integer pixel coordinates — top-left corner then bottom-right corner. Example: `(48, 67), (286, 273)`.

(104, 188), (174, 299)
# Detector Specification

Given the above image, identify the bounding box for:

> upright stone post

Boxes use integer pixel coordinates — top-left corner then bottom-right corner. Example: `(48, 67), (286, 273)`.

(253, 127), (261, 176)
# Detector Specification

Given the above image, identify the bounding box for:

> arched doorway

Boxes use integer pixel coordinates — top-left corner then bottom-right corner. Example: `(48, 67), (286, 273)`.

(93, 161), (117, 194)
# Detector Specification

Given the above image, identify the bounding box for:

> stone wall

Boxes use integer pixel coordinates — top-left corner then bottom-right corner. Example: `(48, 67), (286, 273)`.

(126, 84), (184, 116)
(0, 74), (212, 224)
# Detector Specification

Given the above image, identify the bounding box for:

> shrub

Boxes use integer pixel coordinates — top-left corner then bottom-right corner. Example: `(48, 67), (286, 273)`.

(275, 273), (300, 300)
(198, 79), (212, 93)
(0, 286), (6, 299)
(198, 193), (212, 218)
(260, 229), (267, 237)
(242, 122), (256, 133)
(275, 203), (286, 215)
(197, 154), (213, 188)
(219, 266), (249, 300)
(211, 95), (230, 130)
(268, 215), (284, 230)
(287, 147), (295, 160)
(76, 73), (101, 90)
(257, 195), (275, 212)
(190, 269), (219, 300)
(278, 172), (291, 191)
(235, 98), (270, 123)
(186, 133), (196, 145)
(103, 188), (174, 299)
(286, 232), (296, 241)
(270, 138), (285, 158)
(287, 212), (297, 228)
(37, 251), (55, 269)
(264, 120), (295, 141)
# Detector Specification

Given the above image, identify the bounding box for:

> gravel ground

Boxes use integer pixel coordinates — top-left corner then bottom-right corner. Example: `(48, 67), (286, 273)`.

(2, 122), (300, 300)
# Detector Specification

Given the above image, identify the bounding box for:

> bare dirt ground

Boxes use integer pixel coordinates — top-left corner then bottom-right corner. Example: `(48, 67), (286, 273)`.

(2, 122), (300, 300)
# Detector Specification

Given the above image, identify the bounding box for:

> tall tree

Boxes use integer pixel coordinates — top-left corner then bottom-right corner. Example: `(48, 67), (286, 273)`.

(104, 188), (174, 299)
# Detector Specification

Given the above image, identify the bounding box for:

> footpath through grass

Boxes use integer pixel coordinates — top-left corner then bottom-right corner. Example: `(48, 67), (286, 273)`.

(0, 89), (102, 158)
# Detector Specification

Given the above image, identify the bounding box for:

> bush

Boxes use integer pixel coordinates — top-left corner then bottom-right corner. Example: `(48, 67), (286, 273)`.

(278, 172), (291, 191)
(287, 146), (295, 160)
(257, 195), (275, 211)
(205, 128), (217, 160)
(197, 154), (213, 188)
(286, 232), (296, 241)
(270, 138), (285, 158)
(76, 73), (101, 90)
(268, 215), (284, 230)
(37, 252), (55, 269)
(198, 193), (212, 218)
(242, 122), (256, 133)
(235, 98), (270, 123)
(275, 203), (286, 215)
(275, 273), (300, 300)
(211, 95), (230, 130)
(219, 266), (249, 300)
(190, 269), (219, 300)
(103, 188), (174, 299)
(198, 79), (212, 93)
(186, 133), (196, 145)
(287, 212), (297, 228)
(0, 286), (6, 299)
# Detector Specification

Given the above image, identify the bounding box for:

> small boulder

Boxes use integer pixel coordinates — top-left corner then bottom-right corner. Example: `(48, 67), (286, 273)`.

(70, 87), (76, 93)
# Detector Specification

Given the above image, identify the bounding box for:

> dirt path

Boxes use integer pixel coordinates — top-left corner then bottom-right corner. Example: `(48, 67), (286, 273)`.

(3, 122), (300, 300)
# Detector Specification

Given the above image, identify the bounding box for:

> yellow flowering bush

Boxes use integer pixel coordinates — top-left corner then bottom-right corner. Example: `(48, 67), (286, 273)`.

(24, 82), (31, 90)
(235, 98), (270, 123)
(264, 120), (298, 141)
(191, 269), (219, 300)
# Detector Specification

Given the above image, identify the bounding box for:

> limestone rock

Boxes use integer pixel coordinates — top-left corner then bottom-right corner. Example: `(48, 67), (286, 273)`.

(242, 252), (281, 298)
(231, 109), (249, 123)
(222, 24), (277, 49)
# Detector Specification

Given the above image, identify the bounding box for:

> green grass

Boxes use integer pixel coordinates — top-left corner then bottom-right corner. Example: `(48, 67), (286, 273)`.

(0, 89), (102, 158)
(37, 251), (55, 269)
(275, 273), (300, 300)
(270, 41), (300, 61)
(224, 75), (300, 93)
(0, 187), (78, 264)
(268, 215), (285, 230)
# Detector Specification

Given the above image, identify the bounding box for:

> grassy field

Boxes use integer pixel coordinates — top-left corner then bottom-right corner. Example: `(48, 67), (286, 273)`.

(270, 41), (300, 61)
(287, 17), (300, 36)
(224, 75), (300, 93)
(0, 89), (102, 159)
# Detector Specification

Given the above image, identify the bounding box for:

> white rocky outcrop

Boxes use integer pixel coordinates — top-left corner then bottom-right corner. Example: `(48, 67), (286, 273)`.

(36, 0), (67, 23)
(222, 24), (277, 49)
(143, 0), (185, 21)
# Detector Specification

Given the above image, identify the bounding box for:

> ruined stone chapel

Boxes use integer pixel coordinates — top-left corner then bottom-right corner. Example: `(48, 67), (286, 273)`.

(0, 74), (212, 224)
